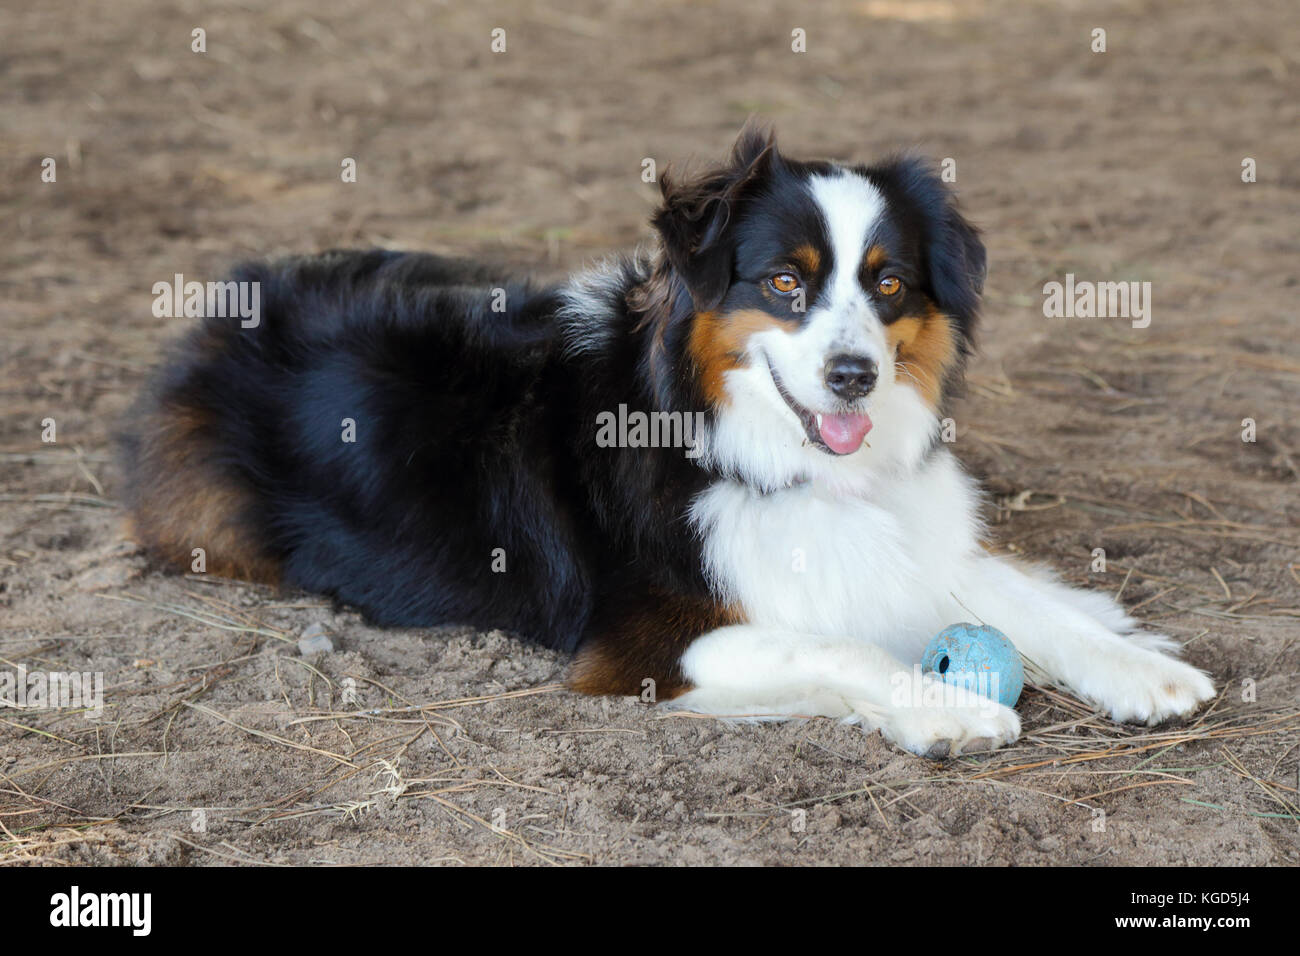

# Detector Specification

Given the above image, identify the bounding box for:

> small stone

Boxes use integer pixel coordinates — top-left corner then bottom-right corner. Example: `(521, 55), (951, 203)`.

(298, 623), (335, 655)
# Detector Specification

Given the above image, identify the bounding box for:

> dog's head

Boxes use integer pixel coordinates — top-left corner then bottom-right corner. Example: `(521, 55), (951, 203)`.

(642, 124), (986, 489)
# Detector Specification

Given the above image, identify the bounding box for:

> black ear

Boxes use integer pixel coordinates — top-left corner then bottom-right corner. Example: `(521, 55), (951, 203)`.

(651, 123), (777, 311)
(884, 156), (986, 328)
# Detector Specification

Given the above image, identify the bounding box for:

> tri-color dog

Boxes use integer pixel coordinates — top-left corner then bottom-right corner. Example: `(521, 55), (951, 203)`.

(120, 126), (1214, 757)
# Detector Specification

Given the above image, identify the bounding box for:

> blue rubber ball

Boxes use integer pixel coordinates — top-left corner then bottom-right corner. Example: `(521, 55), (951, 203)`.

(921, 623), (1024, 708)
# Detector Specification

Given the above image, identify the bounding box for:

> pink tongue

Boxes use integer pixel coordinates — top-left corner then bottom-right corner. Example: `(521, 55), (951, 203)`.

(818, 412), (873, 454)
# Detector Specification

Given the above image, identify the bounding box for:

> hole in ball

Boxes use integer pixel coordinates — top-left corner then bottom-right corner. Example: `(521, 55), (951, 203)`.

(938, 655), (950, 674)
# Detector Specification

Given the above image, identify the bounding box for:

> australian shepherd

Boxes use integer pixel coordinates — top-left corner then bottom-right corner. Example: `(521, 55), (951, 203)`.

(119, 126), (1214, 758)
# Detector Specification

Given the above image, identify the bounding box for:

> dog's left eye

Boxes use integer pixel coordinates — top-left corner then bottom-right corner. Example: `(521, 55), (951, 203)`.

(877, 276), (903, 296)
(769, 273), (801, 295)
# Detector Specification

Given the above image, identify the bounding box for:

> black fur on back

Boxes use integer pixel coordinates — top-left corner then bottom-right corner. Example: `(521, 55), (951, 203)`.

(120, 248), (717, 651)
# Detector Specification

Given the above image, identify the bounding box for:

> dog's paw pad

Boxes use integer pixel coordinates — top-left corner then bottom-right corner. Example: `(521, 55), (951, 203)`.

(873, 694), (1021, 760)
(924, 740), (952, 760)
(1093, 651), (1216, 725)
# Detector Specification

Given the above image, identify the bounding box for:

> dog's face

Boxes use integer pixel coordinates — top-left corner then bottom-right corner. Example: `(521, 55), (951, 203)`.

(649, 126), (986, 490)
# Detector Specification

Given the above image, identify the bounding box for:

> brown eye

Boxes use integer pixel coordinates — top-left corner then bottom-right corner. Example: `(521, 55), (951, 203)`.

(877, 275), (903, 296)
(769, 273), (801, 295)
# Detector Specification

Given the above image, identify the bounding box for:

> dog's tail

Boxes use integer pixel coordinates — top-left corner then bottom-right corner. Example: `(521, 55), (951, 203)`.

(117, 315), (281, 583)
(115, 254), (329, 583)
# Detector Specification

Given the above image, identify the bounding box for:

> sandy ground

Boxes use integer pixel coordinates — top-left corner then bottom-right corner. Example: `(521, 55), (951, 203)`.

(2, 0), (1298, 866)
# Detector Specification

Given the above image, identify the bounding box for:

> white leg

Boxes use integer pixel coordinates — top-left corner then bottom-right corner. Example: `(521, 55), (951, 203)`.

(671, 625), (1021, 758)
(958, 556), (1215, 724)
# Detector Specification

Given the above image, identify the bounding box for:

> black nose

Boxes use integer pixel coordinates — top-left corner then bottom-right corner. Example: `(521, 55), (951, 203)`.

(824, 354), (878, 400)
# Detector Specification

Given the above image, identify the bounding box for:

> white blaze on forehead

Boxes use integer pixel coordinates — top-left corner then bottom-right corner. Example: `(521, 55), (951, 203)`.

(807, 171), (887, 306)
(796, 170), (890, 365)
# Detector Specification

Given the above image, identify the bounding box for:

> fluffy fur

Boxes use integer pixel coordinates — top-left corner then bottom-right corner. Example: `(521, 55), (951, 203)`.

(119, 126), (1215, 757)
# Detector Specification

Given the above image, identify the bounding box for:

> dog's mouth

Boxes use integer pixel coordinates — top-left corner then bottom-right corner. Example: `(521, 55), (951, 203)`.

(766, 359), (872, 456)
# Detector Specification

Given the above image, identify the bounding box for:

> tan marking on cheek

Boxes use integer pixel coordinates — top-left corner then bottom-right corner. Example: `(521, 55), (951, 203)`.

(886, 306), (958, 409)
(791, 244), (821, 276)
(865, 244), (888, 271)
(688, 308), (789, 408)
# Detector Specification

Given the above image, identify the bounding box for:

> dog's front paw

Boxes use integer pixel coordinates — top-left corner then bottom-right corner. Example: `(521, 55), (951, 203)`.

(859, 683), (1021, 759)
(1084, 645), (1216, 726)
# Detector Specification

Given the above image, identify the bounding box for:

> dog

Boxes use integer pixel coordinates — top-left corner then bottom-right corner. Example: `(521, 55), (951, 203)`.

(119, 125), (1215, 757)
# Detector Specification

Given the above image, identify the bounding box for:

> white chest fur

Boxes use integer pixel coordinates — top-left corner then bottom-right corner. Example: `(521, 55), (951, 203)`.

(690, 449), (984, 663)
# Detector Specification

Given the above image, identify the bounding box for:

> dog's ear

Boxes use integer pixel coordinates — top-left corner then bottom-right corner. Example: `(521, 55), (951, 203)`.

(651, 123), (777, 311)
(884, 156), (986, 331)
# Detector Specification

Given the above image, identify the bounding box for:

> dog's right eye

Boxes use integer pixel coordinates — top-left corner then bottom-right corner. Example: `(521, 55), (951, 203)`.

(769, 273), (801, 295)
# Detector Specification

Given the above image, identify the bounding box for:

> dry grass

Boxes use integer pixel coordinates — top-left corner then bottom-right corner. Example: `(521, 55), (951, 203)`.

(4, 574), (1297, 865)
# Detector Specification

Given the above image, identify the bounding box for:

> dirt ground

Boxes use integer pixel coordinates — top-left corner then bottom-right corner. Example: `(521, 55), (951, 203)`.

(2, 0), (1298, 866)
